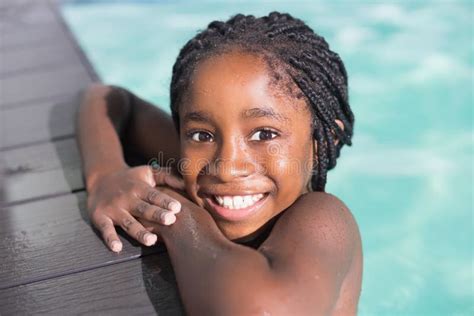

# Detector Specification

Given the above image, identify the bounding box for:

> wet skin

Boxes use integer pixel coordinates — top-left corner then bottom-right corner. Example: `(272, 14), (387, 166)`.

(143, 51), (362, 314)
(79, 50), (362, 314)
(179, 51), (316, 242)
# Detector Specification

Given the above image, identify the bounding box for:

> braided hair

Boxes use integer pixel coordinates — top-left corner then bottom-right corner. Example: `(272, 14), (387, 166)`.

(170, 11), (354, 192)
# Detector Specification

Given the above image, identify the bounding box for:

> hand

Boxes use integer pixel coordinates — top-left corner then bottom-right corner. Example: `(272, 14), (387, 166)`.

(87, 165), (185, 252)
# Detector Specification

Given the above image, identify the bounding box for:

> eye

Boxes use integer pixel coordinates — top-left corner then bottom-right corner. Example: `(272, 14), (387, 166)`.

(249, 129), (279, 141)
(188, 131), (214, 142)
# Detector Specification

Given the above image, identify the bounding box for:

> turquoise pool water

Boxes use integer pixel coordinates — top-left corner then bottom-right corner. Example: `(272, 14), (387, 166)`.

(62, 1), (473, 314)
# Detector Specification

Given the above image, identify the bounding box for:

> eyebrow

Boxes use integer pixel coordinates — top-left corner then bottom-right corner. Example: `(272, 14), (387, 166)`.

(182, 111), (212, 125)
(241, 107), (289, 122)
(182, 107), (289, 125)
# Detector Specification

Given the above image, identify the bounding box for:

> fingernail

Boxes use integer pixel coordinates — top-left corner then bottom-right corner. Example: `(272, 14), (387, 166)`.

(144, 233), (157, 246)
(160, 212), (176, 225)
(111, 240), (122, 252)
(168, 201), (181, 213)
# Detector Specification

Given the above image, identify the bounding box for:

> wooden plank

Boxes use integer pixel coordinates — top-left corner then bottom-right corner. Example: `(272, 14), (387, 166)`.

(0, 0), (57, 31)
(0, 94), (78, 149)
(2, 138), (83, 204)
(0, 192), (165, 290)
(0, 0), (66, 50)
(0, 254), (182, 314)
(1, 137), (148, 204)
(0, 65), (92, 107)
(0, 40), (83, 77)
(0, 21), (67, 51)
(0, 254), (183, 315)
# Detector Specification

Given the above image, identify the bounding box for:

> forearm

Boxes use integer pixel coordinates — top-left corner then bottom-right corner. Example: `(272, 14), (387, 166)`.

(76, 84), (130, 190)
(156, 190), (278, 315)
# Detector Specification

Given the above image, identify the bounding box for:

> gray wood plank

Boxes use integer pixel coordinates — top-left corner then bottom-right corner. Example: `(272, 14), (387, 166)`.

(0, 0), (66, 50)
(0, 0), (57, 32)
(0, 20), (68, 50)
(1, 130), (149, 204)
(0, 65), (92, 107)
(0, 253), (183, 315)
(0, 39), (83, 76)
(0, 94), (78, 149)
(2, 138), (83, 204)
(0, 192), (166, 290)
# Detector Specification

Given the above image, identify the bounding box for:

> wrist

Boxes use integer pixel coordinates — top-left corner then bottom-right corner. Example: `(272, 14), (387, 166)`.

(85, 161), (129, 192)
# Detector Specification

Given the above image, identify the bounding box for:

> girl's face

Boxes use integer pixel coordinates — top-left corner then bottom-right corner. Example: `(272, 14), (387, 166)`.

(179, 51), (315, 241)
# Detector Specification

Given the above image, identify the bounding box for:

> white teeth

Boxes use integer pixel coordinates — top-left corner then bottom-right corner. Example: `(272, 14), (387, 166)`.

(213, 194), (265, 209)
(234, 196), (243, 208)
(243, 196), (252, 208)
(223, 196), (233, 209)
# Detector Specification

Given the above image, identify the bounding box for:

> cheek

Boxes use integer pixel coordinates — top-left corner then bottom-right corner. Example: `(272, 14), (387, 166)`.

(179, 155), (207, 204)
(179, 148), (205, 183)
(263, 142), (313, 180)
(265, 156), (299, 178)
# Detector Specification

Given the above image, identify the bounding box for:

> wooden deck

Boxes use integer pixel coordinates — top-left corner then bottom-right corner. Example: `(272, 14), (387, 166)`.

(0, 1), (182, 314)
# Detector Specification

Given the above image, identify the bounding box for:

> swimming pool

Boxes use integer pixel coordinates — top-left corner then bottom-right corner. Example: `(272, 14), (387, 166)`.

(61, 1), (473, 314)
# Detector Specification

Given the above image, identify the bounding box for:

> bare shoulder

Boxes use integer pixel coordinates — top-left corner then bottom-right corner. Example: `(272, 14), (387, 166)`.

(263, 191), (360, 254)
(258, 191), (363, 314)
(288, 191), (357, 227)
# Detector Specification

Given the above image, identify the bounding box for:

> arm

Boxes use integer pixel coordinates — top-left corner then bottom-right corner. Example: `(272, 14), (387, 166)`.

(146, 188), (361, 315)
(76, 83), (180, 191)
(76, 84), (184, 251)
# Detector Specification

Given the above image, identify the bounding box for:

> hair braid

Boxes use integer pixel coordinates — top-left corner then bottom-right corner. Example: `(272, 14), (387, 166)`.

(170, 11), (355, 191)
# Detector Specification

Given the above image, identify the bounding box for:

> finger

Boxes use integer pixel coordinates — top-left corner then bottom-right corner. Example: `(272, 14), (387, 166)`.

(94, 215), (122, 253)
(130, 199), (178, 225)
(138, 187), (181, 213)
(117, 213), (158, 246)
(136, 218), (164, 243)
(151, 166), (185, 190)
(140, 217), (174, 228)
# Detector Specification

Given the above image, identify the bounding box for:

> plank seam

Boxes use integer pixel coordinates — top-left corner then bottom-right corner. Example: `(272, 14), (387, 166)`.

(0, 93), (78, 110)
(0, 60), (82, 79)
(0, 248), (167, 290)
(0, 134), (76, 152)
(1, 188), (85, 208)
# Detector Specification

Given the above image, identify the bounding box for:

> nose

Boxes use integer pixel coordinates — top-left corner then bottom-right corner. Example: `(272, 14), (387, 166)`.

(209, 137), (256, 182)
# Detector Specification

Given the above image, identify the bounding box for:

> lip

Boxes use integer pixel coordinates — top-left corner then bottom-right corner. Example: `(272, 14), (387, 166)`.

(204, 193), (269, 222)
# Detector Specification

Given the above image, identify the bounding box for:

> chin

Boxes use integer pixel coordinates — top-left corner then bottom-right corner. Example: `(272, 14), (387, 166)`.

(217, 226), (246, 241)
(216, 221), (261, 242)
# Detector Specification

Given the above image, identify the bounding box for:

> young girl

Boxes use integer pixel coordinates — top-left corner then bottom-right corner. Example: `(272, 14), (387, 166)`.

(77, 12), (362, 315)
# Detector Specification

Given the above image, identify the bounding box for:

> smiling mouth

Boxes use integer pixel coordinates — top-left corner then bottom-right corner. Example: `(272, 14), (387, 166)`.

(212, 193), (266, 209)
(204, 192), (270, 222)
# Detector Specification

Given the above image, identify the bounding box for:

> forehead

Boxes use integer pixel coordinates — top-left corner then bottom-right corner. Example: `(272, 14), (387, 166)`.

(182, 51), (308, 120)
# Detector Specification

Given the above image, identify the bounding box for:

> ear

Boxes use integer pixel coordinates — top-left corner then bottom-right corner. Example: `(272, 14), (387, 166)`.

(334, 119), (344, 146)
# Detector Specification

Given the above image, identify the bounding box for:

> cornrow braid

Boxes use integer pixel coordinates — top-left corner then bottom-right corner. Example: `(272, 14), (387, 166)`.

(170, 11), (355, 192)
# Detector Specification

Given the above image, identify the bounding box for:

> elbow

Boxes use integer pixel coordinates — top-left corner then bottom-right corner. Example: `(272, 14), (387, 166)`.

(76, 83), (110, 134)
(78, 83), (111, 117)
(78, 83), (132, 133)
(81, 83), (112, 102)
(80, 83), (131, 108)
